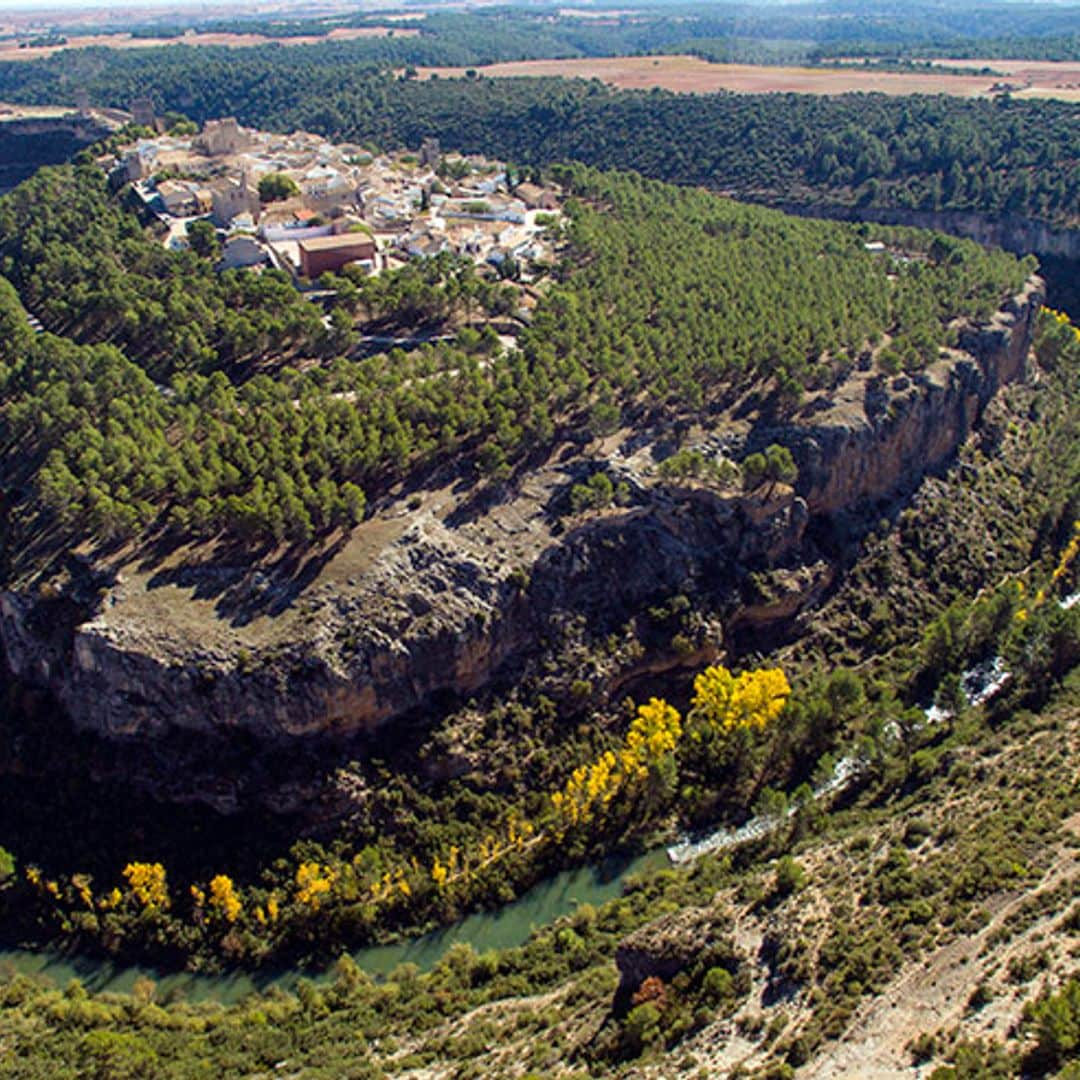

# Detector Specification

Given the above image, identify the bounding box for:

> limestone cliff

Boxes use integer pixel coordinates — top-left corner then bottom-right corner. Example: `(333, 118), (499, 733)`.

(765, 277), (1042, 516)
(0, 115), (112, 193)
(0, 279), (1043, 746)
(0, 485), (813, 739)
(763, 200), (1080, 261)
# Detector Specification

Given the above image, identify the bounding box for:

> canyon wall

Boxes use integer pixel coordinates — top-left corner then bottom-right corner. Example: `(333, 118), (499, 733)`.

(778, 277), (1042, 516)
(763, 199), (1080, 261)
(0, 116), (111, 192)
(0, 486), (811, 741)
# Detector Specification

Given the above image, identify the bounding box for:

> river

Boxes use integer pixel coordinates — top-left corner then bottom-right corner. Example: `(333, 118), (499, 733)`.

(0, 848), (669, 1003)
(0, 747), (867, 1003)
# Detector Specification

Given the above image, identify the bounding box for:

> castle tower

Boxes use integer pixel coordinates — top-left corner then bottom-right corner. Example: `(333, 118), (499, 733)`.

(420, 137), (441, 168)
(130, 97), (156, 131)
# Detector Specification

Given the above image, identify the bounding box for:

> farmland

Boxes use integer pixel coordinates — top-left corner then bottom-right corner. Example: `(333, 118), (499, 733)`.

(417, 53), (1080, 101)
(0, 24), (416, 63)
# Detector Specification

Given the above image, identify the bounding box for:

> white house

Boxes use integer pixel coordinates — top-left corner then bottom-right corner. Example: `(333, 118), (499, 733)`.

(156, 179), (197, 217)
(219, 235), (268, 270)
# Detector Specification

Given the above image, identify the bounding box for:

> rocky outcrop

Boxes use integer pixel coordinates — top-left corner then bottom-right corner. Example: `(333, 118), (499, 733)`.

(615, 904), (739, 994)
(762, 278), (1042, 516)
(0, 485), (812, 740)
(0, 115), (112, 193)
(0, 279), (1043, 750)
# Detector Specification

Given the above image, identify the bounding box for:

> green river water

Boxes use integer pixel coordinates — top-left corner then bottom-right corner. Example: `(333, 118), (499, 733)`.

(0, 849), (670, 1004)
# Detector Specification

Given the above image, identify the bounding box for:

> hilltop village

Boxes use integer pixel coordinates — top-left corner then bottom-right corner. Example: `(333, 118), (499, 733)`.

(108, 117), (562, 284)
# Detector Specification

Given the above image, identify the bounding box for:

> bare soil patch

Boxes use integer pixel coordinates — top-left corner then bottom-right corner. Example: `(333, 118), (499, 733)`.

(805, 854), (1080, 1079)
(933, 57), (1080, 100)
(99, 513), (412, 652)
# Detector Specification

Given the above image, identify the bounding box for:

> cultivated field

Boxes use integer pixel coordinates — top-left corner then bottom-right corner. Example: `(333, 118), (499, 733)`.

(0, 24), (417, 62)
(417, 53), (1080, 100)
(931, 57), (1080, 100)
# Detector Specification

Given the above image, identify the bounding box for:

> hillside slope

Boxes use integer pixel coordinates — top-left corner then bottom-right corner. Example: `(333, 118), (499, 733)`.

(0, 159), (1073, 983)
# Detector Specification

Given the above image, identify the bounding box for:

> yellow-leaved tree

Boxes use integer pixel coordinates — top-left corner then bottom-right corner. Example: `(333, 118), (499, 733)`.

(208, 874), (243, 923)
(122, 862), (170, 911)
(684, 664), (791, 780)
(689, 665), (790, 734)
(295, 862), (337, 910)
(550, 697), (683, 828)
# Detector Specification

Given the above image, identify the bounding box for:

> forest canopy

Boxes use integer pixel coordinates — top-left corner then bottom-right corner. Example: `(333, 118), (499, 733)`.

(0, 161), (1032, 552)
(9, 5), (1080, 69)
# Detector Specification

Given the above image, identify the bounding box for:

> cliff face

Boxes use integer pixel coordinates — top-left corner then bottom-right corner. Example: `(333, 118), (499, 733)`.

(0, 487), (811, 740)
(0, 280), (1043, 746)
(765, 199), (1080, 261)
(0, 116), (111, 193)
(777, 277), (1042, 516)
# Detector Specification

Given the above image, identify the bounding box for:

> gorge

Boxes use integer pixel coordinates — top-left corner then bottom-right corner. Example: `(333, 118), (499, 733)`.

(0, 276), (1045, 806)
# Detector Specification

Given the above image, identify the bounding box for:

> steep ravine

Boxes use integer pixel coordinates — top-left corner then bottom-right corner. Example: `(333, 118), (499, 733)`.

(0, 279), (1044, 766)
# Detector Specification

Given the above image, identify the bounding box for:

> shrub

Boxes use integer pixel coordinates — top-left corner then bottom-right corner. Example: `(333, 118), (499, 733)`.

(258, 172), (300, 202)
(774, 856), (806, 898)
(569, 472), (615, 513)
(623, 1001), (663, 1054)
(701, 966), (735, 1008)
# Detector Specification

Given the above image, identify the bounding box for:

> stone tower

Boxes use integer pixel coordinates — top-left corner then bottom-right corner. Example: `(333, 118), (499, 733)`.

(420, 136), (441, 167)
(130, 97), (156, 130)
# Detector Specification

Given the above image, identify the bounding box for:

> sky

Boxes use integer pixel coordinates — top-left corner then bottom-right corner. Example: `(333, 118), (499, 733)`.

(0, 0), (1069, 12)
(0, 1), (211, 8)
(2, 1), (194, 6)
(0, 1), (325, 12)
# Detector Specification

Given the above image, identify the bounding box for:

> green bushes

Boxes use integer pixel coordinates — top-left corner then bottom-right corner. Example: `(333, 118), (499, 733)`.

(1025, 977), (1080, 1074)
(257, 172), (299, 202)
(932, 976), (1080, 1077)
(742, 445), (798, 492)
(568, 472), (617, 514)
(658, 449), (739, 487)
(700, 966), (735, 1007)
(773, 856), (806, 899)
(0, 845), (14, 885)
